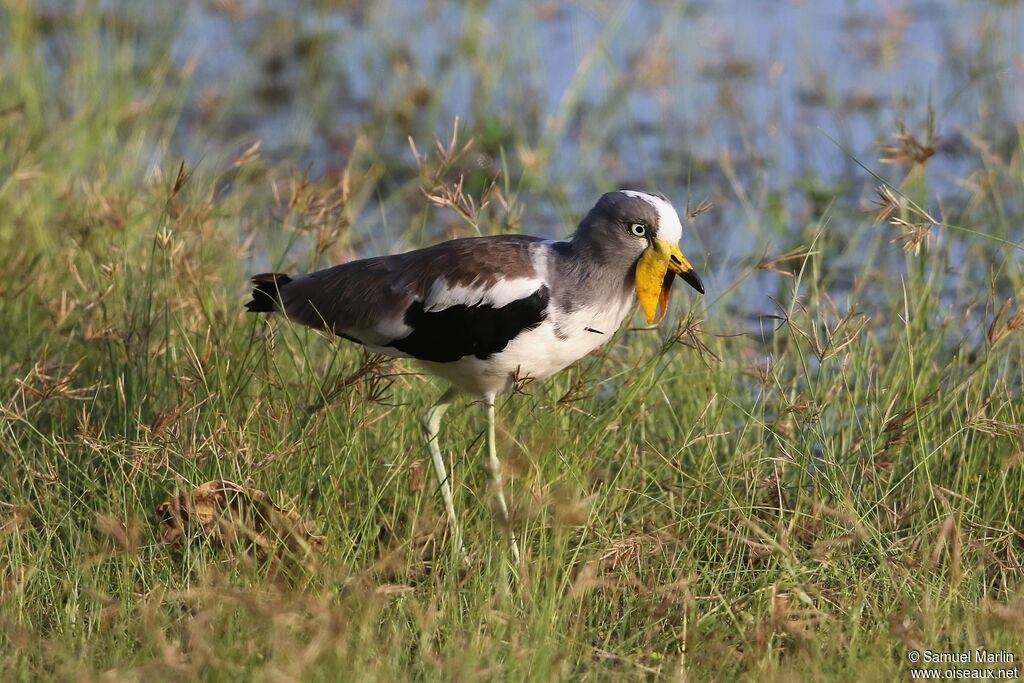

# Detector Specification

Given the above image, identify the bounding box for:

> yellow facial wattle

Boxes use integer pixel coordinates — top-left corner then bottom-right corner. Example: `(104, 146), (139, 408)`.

(635, 239), (704, 324)
(636, 247), (671, 324)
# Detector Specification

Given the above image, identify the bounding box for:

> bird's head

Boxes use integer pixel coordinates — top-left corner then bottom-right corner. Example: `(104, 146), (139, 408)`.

(578, 190), (704, 323)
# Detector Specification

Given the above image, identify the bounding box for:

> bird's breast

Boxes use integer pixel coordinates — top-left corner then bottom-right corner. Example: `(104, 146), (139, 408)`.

(414, 287), (635, 398)
(494, 298), (633, 377)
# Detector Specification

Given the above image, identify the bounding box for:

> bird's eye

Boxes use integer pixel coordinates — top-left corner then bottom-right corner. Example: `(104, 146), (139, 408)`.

(629, 223), (647, 237)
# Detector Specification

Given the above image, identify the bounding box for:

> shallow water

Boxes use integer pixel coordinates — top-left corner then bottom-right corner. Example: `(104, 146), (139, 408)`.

(28, 0), (1024, 316)
(172, 6), (1022, 170)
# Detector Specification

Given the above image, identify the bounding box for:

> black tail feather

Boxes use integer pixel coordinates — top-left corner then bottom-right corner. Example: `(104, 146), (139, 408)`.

(246, 273), (292, 313)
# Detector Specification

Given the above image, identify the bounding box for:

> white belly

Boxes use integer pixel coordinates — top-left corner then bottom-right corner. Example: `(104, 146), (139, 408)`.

(419, 298), (634, 399)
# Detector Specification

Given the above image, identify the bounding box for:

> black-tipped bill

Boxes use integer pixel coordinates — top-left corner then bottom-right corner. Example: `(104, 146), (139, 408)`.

(679, 269), (705, 295)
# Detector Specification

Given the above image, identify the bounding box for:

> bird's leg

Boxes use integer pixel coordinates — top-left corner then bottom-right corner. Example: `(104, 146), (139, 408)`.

(486, 400), (521, 564)
(421, 386), (465, 560)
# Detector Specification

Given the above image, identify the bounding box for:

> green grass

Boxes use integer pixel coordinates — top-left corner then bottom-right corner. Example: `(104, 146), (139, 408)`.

(2, 3), (1024, 680)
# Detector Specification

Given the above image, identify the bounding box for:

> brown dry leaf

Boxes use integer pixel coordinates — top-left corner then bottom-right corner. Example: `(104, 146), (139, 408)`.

(156, 480), (325, 559)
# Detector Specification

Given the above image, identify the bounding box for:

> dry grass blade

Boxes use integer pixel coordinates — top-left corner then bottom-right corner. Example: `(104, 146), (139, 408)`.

(557, 363), (599, 406)
(866, 183), (940, 254)
(231, 140), (263, 168)
(13, 359), (103, 405)
(876, 389), (939, 455)
(306, 352), (398, 413)
(987, 299), (1024, 347)
(880, 110), (938, 166)
(965, 399), (1024, 438)
(686, 197), (713, 220)
(755, 245), (819, 277)
(421, 173), (492, 229)
(667, 313), (720, 366)
(276, 170), (353, 262)
(889, 216), (932, 254)
(879, 130), (936, 166)
(407, 116), (476, 184)
(783, 305), (868, 363)
(869, 185), (901, 225)
(170, 160), (192, 197)
(508, 365), (536, 396)
(408, 116), (513, 232)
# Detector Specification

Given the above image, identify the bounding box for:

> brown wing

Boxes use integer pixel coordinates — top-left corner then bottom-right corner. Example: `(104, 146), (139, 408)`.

(266, 235), (544, 348)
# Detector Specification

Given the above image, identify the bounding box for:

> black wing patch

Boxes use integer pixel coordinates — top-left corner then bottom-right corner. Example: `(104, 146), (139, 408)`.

(390, 286), (550, 363)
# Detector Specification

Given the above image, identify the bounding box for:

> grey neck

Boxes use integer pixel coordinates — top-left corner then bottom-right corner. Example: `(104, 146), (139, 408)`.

(547, 237), (638, 313)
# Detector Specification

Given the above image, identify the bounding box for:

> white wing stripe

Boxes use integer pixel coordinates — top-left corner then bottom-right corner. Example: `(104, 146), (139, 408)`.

(424, 277), (546, 312)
